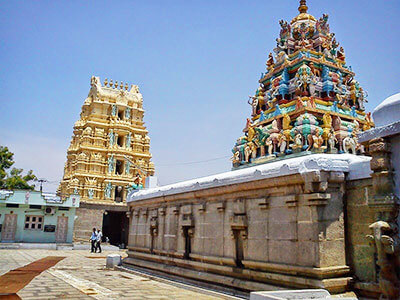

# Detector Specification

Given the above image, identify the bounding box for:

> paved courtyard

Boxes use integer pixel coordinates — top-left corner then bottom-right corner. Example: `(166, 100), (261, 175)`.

(0, 249), (234, 299)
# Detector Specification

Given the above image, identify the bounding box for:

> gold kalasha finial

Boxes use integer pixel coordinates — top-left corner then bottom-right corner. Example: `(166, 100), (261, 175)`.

(120, 81), (123, 89)
(104, 78), (108, 86)
(109, 79), (113, 87)
(299, 0), (308, 13)
(114, 80), (118, 88)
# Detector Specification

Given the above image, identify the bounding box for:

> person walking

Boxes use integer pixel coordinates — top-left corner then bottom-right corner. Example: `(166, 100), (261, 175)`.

(90, 228), (97, 253)
(96, 229), (103, 253)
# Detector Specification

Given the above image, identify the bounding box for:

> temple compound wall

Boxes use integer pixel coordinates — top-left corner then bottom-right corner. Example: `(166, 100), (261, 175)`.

(124, 154), (375, 294)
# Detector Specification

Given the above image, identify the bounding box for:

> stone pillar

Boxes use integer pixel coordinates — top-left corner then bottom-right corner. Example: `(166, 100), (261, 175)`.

(300, 170), (347, 271)
(365, 137), (400, 299)
(368, 138), (398, 222)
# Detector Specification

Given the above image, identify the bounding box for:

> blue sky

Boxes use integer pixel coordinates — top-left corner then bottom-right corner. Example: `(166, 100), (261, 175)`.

(0, 0), (399, 192)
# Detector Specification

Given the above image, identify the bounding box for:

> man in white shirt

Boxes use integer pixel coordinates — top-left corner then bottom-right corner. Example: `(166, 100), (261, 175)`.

(96, 229), (103, 253)
(89, 228), (97, 253)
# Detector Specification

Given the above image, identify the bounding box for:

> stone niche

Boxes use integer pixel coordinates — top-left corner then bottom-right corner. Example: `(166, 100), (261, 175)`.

(124, 154), (377, 295)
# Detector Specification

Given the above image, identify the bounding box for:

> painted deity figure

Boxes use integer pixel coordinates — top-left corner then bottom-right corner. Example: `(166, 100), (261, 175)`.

(247, 125), (256, 142)
(133, 173), (142, 186)
(275, 51), (289, 66)
(295, 63), (316, 96)
(271, 119), (279, 132)
(337, 46), (346, 62)
(125, 107), (131, 119)
(277, 19), (291, 51)
(108, 130), (115, 146)
(353, 120), (360, 135)
(125, 160), (131, 175)
(294, 133), (303, 149)
(248, 95), (258, 116)
(244, 144), (252, 162)
(328, 131), (338, 151)
(266, 53), (275, 71)
(356, 87), (368, 110)
(111, 104), (117, 117)
(309, 62), (320, 78)
(126, 133), (131, 148)
(88, 188), (94, 199)
(108, 155), (114, 173)
(231, 151), (240, 164)
(105, 182), (112, 198)
(248, 143), (257, 160)
(308, 129), (324, 151)
(316, 13), (330, 35)
(266, 137), (274, 156)
(282, 114), (291, 131)
(313, 130), (324, 149)
(278, 133), (287, 154)
(323, 112), (332, 128)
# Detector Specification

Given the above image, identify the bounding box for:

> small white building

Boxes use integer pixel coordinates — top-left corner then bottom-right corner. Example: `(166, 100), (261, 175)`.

(0, 190), (80, 243)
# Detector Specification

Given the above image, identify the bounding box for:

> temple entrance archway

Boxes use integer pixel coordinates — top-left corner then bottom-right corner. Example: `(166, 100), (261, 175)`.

(102, 211), (128, 248)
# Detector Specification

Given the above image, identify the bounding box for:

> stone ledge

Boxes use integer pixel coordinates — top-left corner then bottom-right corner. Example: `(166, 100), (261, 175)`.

(123, 257), (283, 294)
(125, 251), (351, 293)
(242, 260), (350, 279)
(126, 250), (351, 279)
(358, 120), (400, 143)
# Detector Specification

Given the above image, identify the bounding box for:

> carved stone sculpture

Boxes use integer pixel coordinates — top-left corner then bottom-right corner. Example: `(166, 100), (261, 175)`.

(367, 221), (399, 300)
(343, 136), (356, 154)
(108, 130), (115, 146)
(244, 144), (252, 162)
(108, 155), (114, 173)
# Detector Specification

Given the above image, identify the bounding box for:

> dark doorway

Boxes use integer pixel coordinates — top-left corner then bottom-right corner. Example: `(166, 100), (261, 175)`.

(102, 211), (128, 248)
(117, 135), (124, 147)
(118, 110), (124, 120)
(233, 229), (244, 267)
(183, 227), (192, 259)
(115, 160), (124, 175)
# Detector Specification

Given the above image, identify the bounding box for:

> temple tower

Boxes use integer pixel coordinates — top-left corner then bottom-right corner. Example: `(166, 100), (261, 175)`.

(59, 76), (154, 243)
(232, 0), (374, 168)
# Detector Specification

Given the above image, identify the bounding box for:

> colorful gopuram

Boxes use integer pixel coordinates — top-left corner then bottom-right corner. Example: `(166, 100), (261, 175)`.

(58, 76), (154, 242)
(232, 0), (374, 168)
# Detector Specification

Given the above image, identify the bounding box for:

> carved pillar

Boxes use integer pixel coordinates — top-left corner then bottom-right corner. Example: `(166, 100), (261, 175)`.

(366, 137), (400, 299)
(368, 138), (398, 222)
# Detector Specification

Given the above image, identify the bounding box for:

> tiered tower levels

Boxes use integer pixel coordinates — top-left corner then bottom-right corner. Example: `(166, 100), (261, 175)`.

(232, 0), (374, 168)
(59, 76), (155, 205)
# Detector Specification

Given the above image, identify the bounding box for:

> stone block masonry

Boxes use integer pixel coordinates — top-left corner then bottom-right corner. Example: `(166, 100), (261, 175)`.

(124, 154), (372, 294)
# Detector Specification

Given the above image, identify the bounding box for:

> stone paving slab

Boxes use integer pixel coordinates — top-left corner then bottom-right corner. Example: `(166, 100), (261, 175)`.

(0, 249), (226, 299)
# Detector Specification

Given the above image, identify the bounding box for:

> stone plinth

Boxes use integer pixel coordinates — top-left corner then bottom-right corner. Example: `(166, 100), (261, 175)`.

(250, 289), (358, 300)
(106, 254), (121, 268)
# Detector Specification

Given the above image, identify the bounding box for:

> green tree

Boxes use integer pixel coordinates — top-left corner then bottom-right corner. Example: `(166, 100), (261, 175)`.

(0, 146), (37, 190)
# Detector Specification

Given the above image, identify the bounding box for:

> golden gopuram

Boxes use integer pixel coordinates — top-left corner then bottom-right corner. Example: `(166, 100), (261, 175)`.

(59, 76), (154, 245)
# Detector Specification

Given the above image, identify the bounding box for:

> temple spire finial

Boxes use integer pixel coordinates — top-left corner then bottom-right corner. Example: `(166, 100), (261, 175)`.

(298, 0), (308, 13)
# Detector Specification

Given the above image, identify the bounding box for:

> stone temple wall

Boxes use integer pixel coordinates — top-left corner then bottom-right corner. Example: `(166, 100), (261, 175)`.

(124, 155), (375, 294)
(73, 206), (104, 242)
(345, 177), (376, 283)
